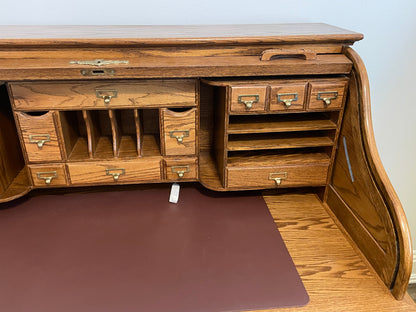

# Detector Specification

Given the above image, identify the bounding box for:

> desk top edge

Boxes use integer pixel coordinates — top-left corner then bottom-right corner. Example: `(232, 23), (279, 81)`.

(0, 23), (363, 47)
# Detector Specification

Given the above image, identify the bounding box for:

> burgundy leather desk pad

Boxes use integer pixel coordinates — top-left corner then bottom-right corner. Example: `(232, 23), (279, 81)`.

(0, 186), (309, 312)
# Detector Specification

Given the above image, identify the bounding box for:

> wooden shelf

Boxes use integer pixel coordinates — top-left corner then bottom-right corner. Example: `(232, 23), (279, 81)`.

(228, 118), (337, 134)
(227, 151), (330, 167)
(0, 167), (31, 203)
(228, 133), (334, 151)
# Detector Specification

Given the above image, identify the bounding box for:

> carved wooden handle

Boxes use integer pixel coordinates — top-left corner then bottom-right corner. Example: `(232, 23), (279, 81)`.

(260, 49), (317, 61)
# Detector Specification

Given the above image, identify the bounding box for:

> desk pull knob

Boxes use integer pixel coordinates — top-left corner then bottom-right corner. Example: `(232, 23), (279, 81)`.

(277, 93), (299, 107)
(317, 91), (338, 106)
(29, 134), (51, 149)
(238, 95), (259, 109)
(269, 172), (287, 187)
(170, 130), (190, 144)
(96, 89), (118, 105)
(36, 171), (58, 185)
(106, 168), (125, 182)
(171, 166), (190, 179)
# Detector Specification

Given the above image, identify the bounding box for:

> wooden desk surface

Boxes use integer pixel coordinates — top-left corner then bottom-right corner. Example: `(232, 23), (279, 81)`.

(259, 192), (416, 312)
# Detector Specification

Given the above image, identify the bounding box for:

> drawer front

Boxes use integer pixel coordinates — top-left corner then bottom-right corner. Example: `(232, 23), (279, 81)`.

(227, 164), (329, 189)
(68, 159), (161, 185)
(161, 108), (196, 156)
(269, 83), (307, 111)
(29, 164), (68, 187)
(10, 80), (196, 110)
(164, 158), (198, 181)
(309, 79), (348, 110)
(230, 86), (267, 113)
(16, 111), (63, 162)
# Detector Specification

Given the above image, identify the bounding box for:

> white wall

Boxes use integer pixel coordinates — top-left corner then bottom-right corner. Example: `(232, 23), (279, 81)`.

(1, 0), (415, 277)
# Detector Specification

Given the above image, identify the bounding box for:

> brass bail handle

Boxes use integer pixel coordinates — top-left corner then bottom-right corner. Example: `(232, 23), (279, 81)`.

(36, 171), (58, 185)
(170, 130), (190, 144)
(106, 168), (126, 182)
(317, 91), (338, 106)
(238, 94), (259, 109)
(29, 134), (51, 149)
(171, 166), (190, 178)
(277, 93), (299, 107)
(269, 172), (288, 187)
(96, 90), (118, 105)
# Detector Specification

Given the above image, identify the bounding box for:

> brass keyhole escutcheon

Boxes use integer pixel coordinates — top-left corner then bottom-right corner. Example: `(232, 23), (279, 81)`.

(238, 94), (259, 109)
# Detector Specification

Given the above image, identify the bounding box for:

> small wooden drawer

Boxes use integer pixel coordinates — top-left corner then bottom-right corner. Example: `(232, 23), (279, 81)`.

(16, 111), (63, 162)
(9, 80), (196, 110)
(29, 164), (68, 187)
(269, 83), (307, 111)
(164, 158), (198, 181)
(67, 158), (161, 185)
(226, 163), (329, 189)
(308, 79), (348, 110)
(161, 107), (196, 156)
(230, 86), (267, 113)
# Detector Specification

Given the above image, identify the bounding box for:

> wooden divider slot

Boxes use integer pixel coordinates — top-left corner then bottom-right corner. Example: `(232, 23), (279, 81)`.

(134, 109), (143, 156)
(108, 110), (121, 157)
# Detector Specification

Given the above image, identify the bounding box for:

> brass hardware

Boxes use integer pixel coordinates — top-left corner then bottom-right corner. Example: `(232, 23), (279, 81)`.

(70, 59), (129, 67)
(29, 134), (51, 149)
(106, 168), (125, 182)
(36, 171), (58, 185)
(277, 93), (299, 107)
(268, 172), (288, 187)
(171, 166), (190, 178)
(96, 90), (118, 104)
(169, 130), (190, 143)
(317, 91), (338, 105)
(238, 94), (259, 109)
(81, 69), (116, 76)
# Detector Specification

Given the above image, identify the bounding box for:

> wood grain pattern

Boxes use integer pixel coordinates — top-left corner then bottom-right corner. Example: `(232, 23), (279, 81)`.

(0, 84), (26, 196)
(15, 111), (63, 162)
(164, 157), (198, 181)
(257, 192), (416, 312)
(308, 79), (348, 110)
(227, 133), (334, 151)
(327, 70), (398, 287)
(340, 47), (412, 299)
(29, 164), (68, 187)
(67, 158), (161, 185)
(160, 108), (196, 156)
(10, 80), (197, 111)
(228, 115), (338, 134)
(269, 83), (307, 111)
(227, 163), (329, 189)
(230, 86), (267, 113)
(0, 24), (363, 47)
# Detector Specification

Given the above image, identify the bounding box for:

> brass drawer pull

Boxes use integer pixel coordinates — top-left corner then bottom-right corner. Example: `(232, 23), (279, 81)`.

(277, 93), (299, 107)
(36, 171), (58, 185)
(169, 130), (190, 143)
(317, 91), (338, 105)
(269, 172), (288, 187)
(106, 168), (125, 182)
(171, 165), (190, 178)
(238, 94), (259, 109)
(95, 89), (118, 105)
(29, 134), (51, 149)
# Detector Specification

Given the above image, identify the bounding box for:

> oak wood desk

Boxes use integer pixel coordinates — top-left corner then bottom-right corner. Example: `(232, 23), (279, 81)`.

(0, 24), (413, 310)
